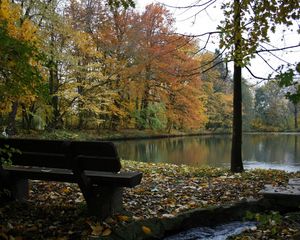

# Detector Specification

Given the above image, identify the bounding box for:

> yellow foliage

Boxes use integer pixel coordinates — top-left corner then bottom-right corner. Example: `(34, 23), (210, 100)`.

(72, 31), (101, 58)
(0, 0), (38, 43)
(19, 19), (38, 42)
(0, 0), (20, 27)
(0, 101), (12, 114)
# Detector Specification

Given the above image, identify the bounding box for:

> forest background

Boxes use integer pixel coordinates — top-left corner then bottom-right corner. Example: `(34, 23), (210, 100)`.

(0, 0), (299, 137)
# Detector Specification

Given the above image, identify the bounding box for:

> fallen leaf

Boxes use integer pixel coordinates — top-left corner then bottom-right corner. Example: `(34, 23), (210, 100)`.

(105, 217), (115, 224)
(117, 215), (130, 222)
(90, 223), (103, 236)
(142, 226), (151, 235)
(101, 228), (112, 236)
(162, 214), (175, 218)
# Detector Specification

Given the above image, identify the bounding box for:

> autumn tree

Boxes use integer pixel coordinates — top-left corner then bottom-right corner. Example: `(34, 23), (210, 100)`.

(128, 4), (207, 131)
(277, 63), (300, 130)
(242, 81), (254, 131)
(167, 0), (300, 172)
(0, 0), (44, 134)
(253, 81), (290, 130)
(200, 51), (233, 131)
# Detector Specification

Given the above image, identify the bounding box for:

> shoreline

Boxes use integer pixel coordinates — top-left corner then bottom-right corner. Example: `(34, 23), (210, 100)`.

(6, 129), (300, 142)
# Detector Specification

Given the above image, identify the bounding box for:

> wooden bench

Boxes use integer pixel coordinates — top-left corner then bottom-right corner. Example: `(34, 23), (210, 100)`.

(0, 138), (142, 219)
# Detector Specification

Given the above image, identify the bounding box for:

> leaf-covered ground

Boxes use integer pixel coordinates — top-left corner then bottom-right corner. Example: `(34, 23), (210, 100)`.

(1, 161), (300, 239)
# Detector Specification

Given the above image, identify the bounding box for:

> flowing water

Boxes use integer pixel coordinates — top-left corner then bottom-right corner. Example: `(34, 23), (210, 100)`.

(163, 221), (256, 240)
(114, 133), (300, 171)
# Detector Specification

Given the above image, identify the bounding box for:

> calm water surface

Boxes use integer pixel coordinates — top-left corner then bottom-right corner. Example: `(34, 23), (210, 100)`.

(114, 133), (300, 172)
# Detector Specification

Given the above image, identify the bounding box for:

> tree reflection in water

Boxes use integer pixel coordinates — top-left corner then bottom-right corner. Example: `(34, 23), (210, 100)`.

(114, 133), (300, 171)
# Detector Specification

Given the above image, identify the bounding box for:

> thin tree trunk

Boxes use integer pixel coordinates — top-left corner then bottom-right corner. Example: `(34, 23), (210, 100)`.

(49, 61), (60, 129)
(294, 103), (298, 129)
(47, 30), (60, 130)
(231, 0), (244, 172)
(6, 101), (19, 136)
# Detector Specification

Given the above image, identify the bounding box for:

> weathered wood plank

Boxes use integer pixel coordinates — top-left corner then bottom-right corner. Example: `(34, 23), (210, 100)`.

(3, 166), (142, 187)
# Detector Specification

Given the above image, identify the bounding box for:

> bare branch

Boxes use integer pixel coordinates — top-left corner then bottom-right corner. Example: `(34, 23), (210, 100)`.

(258, 44), (294, 65)
(201, 59), (232, 75)
(161, 0), (217, 10)
(194, 33), (211, 54)
(179, 0), (217, 23)
(245, 66), (270, 81)
(255, 44), (300, 54)
(256, 52), (278, 72)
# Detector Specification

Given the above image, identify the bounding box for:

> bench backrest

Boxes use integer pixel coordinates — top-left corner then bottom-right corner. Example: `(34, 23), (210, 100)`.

(70, 141), (121, 172)
(0, 138), (121, 172)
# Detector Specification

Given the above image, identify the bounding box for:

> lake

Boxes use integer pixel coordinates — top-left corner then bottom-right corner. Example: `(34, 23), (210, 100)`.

(114, 133), (300, 172)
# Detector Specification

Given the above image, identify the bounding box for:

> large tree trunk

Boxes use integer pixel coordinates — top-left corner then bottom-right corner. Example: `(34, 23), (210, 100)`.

(231, 64), (244, 172)
(231, 0), (244, 173)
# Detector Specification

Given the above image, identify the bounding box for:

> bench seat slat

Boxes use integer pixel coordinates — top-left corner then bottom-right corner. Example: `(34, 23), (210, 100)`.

(3, 166), (76, 182)
(3, 166), (142, 188)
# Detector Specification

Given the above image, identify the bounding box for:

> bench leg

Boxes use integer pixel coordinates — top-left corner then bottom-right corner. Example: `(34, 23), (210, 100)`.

(10, 177), (29, 201)
(84, 186), (123, 219)
(0, 171), (29, 202)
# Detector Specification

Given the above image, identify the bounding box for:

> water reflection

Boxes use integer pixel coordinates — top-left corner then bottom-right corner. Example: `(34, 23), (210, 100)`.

(114, 133), (300, 172)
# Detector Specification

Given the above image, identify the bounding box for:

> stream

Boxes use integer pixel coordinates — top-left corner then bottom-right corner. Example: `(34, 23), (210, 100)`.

(164, 221), (256, 240)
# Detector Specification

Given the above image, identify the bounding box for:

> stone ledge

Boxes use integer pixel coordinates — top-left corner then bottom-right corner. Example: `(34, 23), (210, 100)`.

(97, 198), (295, 240)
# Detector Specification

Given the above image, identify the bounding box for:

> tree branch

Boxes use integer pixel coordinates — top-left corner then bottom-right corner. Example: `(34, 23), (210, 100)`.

(245, 66), (270, 81)
(175, 31), (221, 38)
(255, 44), (300, 54)
(161, 0), (217, 10)
(256, 52), (278, 72)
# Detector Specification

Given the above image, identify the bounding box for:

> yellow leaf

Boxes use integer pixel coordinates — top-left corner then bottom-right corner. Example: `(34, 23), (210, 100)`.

(142, 226), (152, 235)
(117, 215), (130, 222)
(101, 228), (112, 236)
(62, 187), (70, 193)
(90, 223), (103, 236)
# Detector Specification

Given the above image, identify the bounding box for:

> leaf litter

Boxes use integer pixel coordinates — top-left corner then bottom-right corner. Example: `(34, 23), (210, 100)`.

(1, 160), (300, 239)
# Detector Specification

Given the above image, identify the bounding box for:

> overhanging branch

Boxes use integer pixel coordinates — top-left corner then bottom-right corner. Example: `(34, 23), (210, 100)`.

(255, 44), (300, 54)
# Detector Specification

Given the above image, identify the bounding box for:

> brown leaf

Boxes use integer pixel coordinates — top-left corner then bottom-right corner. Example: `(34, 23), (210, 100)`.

(101, 228), (112, 236)
(90, 223), (103, 236)
(142, 226), (151, 235)
(117, 215), (130, 222)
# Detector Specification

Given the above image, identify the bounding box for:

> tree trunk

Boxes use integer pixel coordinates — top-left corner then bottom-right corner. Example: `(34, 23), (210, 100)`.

(47, 30), (61, 130)
(294, 103), (298, 129)
(48, 61), (60, 129)
(6, 102), (19, 136)
(231, 64), (244, 172)
(231, 0), (244, 173)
